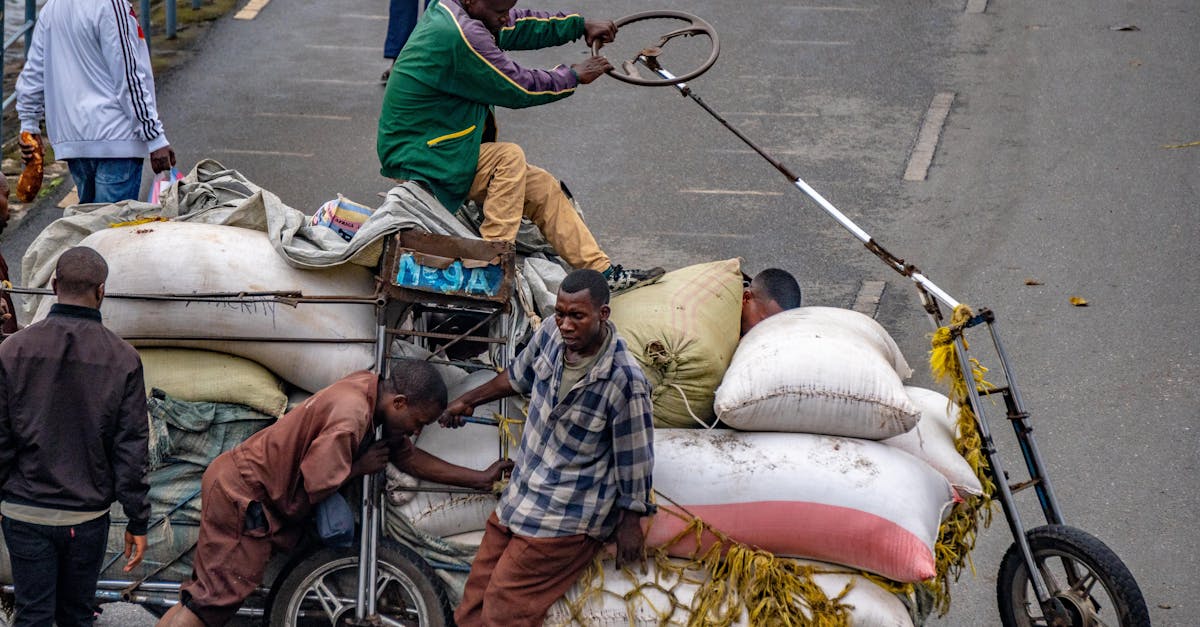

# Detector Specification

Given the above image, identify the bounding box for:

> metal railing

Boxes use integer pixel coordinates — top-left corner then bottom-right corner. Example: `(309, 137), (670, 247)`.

(141, 0), (206, 52)
(0, 0), (38, 142)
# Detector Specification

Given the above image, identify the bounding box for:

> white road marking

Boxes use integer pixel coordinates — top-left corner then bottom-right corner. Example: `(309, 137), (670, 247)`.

(680, 189), (784, 196)
(305, 44), (379, 51)
(723, 112), (819, 117)
(904, 91), (955, 181)
(234, 0), (270, 20)
(642, 231), (753, 239)
(707, 148), (813, 156)
(254, 112), (353, 121)
(852, 280), (887, 318)
(768, 40), (851, 46)
(213, 149), (314, 158)
(57, 187), (79, 209)
(343, 14), (389, 20)
(966, 0), (989, 13)
(293, 78), (380, 86)
(783, 6), (873, 12)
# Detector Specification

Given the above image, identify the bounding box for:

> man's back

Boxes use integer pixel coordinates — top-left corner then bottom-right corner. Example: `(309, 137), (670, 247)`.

(0, 305), (148, 516)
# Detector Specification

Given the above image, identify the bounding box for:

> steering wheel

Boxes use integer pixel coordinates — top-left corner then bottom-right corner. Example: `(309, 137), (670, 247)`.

(591, 10), (720, 87)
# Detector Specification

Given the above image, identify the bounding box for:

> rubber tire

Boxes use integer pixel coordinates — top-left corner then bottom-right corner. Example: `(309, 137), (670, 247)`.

(268, 540), (452, 627)
(997, 524), (1150, 627)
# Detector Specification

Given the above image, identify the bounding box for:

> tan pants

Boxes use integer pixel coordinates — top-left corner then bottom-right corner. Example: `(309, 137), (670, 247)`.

(468, 142), (610, 272)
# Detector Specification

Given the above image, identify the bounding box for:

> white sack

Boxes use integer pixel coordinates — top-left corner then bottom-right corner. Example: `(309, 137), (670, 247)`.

(714, 308), (919, 439)
(33, 222), (376, 392)
(884, 386), (983, 496)
(646, 429), (954, 583)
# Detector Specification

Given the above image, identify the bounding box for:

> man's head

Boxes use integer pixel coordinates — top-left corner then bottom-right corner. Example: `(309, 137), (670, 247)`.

(52, 246), (108, 309)
(461, 0), (517, 36)
(377, 359), (449, 442)
(740, 268), (801, 336)
(555, 269), (610, 354)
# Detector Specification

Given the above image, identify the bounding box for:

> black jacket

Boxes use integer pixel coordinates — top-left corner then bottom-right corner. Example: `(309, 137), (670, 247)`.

(0, 304), (150, 534)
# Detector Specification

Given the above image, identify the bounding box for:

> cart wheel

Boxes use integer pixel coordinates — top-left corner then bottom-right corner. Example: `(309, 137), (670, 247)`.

(268, 540), (451, 626)
(997, 525), (1149, 627)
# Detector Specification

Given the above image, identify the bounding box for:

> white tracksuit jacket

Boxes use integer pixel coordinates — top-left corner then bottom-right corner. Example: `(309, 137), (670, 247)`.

(15, 0), (169, 160)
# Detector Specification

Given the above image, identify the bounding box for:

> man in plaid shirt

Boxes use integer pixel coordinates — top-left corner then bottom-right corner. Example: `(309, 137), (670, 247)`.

(441, 268), (656, 626)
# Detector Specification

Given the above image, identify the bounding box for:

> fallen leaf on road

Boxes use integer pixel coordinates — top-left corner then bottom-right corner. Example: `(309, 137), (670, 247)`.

(1024, 279), (1043, 286)
(1162, 140), (1200, 149)
(1129, 58), (1143, 67)
(1157, 604), (1172, 610)
(1069, 296), (1089, 307)
(1109, 24), (1140, 31)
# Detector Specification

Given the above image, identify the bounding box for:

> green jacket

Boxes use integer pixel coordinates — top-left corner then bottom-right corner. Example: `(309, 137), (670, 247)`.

(378, 0), (585, 213)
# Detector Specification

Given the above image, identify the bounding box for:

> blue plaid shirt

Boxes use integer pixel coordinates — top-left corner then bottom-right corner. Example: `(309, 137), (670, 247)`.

(497, 319), (656, 539)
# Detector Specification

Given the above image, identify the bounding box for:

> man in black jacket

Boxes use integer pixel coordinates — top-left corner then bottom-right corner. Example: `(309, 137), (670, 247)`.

(0, 246), (149, 626)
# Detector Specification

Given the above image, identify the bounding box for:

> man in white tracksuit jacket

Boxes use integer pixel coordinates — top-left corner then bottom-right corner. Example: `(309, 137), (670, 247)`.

(16, 0), (175, 204)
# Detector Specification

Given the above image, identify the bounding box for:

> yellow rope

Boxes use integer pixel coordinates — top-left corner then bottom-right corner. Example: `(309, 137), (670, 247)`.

(925, 304), (997, 615)
(109, 216), (168, 228)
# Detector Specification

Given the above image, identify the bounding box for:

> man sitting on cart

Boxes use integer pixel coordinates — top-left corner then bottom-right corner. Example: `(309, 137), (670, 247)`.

(156, 361), (512, 627)
(740, 267), (802, 336)
(440, 268), (656, 627)
(377, 0), (663, 292)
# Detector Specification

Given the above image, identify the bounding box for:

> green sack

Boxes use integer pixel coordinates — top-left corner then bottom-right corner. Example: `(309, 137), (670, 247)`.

(610, 259), (743, 428)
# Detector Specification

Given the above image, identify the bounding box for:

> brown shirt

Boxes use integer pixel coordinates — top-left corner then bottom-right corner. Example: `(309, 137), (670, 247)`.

(230, 370), (379, 521)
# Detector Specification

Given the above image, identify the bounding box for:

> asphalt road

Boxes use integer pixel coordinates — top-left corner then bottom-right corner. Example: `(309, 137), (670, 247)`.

(1, 0), (1194, 624)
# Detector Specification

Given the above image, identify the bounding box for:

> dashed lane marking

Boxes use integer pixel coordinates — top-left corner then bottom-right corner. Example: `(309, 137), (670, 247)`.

(768, 40), (851, 46)
(723, 112), (819, 117)
(293, 78), (380, 86)
(680, 189), (785, 196)
(642, 231), (754, 239)
(343, 14), (389, 20)
(57, 187), (78, 209)
(212, 149), (314, 158)
(254, 112), (353, 121)
(966, 0), (988, 13)
(234, 0), (270, 20)
(904, 91), (955, 182)
(782, 6), (873, 12)
(852, 280), (886, 318)
(305, 44), (380, 51)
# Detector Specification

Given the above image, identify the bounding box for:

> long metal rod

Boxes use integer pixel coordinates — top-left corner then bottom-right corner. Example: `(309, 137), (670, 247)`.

(953, 338), (1053, 605)
(987, 320), (1065, 525)
(121, 335), (376, 343)
(648, 63), (961, 310)
(2, 285), (378, 306)
(355, 317), (388, 621)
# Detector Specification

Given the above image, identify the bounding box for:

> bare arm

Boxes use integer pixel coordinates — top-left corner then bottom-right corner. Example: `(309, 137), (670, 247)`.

(392, 446), (512, 490)
(438, 370), (516, 427)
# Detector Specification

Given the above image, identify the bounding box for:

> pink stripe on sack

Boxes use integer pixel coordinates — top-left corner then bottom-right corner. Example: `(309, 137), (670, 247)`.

(645, 501), (936, 582)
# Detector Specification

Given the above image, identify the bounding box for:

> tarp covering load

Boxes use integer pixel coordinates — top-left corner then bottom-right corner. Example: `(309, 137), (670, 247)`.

(103, 393), (274, 582)
(883, 387), (983, 497)
(30, 221), (378, 392)
(609, 259), (744, 428)
(715, 307), (919, 438)
(139, 348), (289, 418)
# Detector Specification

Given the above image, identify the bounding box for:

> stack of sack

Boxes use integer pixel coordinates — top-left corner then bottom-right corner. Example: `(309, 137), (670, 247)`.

(23, 220), (379, 580)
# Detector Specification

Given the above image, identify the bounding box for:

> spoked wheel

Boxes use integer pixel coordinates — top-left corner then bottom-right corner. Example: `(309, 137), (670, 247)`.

(997, 525), (1150, 627)
(594, 10), (719, 86)
(268, 540), (451, 627)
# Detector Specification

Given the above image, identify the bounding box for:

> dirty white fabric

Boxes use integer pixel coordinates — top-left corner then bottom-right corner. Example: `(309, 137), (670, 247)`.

(20, 159), (566, 330)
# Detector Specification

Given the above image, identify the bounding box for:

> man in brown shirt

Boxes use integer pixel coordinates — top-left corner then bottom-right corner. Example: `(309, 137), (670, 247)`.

(0, 246), (149, 625)
(157, 361), (511, 627)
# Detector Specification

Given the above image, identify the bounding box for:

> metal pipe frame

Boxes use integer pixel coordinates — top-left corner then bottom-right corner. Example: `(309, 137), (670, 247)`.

(354, 314), (388, 622)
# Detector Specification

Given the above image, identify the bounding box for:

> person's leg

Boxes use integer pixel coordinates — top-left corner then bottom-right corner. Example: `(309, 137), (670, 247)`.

(454, 513), (511, 627)
(54, 514), (110, 627)
(173, 462), (275, 627)
(521, 163), (611, 272)
(91, 157), (145, 204)
(468, 142), (529, 243)
(480, 532), (603, 627)
(3, 516), (60, 626)
(66, 158), (98, 204)
(383, 0), (420, 60)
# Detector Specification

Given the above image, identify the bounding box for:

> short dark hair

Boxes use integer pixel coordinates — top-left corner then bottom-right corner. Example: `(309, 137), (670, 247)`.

(54, 247), (108, 296)
(754, 268), (801, 310)
(384, 359), (448, 411)
(560, 269), (609, 307)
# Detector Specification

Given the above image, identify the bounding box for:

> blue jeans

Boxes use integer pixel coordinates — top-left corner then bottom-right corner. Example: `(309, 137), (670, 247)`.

(66, 157), (144, 204)
(2, 514), (110, 627)
(385, 0), (433, 59)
